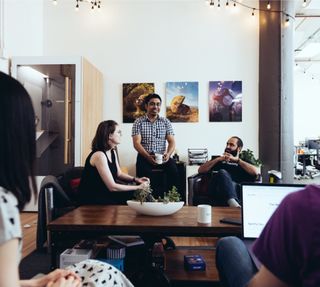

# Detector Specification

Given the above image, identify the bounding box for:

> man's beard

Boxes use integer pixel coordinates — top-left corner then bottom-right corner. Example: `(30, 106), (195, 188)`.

(225, 148), (238, 157)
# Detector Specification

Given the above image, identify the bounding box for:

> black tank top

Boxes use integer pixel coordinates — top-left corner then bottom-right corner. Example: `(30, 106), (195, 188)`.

(78, 149), (133, 205)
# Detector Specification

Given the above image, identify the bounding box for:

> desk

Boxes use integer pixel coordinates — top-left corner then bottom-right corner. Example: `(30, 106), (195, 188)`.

(48, 205), (241, 268)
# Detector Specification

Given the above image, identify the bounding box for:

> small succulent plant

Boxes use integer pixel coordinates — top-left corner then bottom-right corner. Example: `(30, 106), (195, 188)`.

(134, 185), (181, 204)
(133, 185), (156, 204)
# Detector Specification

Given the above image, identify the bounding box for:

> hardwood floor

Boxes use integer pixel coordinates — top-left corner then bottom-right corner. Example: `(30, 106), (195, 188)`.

(20, 212), (217, 260)
(20, 212), (38, 259)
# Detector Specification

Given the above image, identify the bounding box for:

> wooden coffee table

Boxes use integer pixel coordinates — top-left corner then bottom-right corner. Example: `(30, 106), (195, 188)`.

(48, 205), (241, 270)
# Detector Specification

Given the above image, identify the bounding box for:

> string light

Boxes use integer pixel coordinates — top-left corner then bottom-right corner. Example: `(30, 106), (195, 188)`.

(267, 1), (271, 10)
(302, 0), (307, 8)
(284, 15), (290, 27)
(52, 0), (102, 11)
(295, 62), (320, 83)
(204, 0), (295, 24)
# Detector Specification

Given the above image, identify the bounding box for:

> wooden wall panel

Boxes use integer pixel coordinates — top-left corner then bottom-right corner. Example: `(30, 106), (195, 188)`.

(81, 58), (104, 165)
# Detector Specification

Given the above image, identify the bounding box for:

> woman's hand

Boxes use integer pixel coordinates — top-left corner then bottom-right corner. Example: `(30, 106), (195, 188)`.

(138, 180), (150, 189)
(135, 177), (150, 184)
(46, 276), (82, 287)
(35, 269), (81, 287)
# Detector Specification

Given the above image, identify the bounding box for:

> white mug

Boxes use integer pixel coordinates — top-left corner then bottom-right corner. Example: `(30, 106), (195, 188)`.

(155, 153), (163, 164)
(197, 204), (212, 224)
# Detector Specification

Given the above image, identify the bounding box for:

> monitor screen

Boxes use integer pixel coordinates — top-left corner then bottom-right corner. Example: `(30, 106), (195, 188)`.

(242, 184), (305, 239)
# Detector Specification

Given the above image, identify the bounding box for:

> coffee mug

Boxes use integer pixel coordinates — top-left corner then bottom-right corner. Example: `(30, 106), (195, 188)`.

(155, 153), (163, 164)
(197, 204), (212, 224)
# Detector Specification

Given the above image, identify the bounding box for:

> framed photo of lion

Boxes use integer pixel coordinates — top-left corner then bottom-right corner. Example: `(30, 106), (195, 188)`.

(122, 83), (154, 123)
(166, 81), (199, 122)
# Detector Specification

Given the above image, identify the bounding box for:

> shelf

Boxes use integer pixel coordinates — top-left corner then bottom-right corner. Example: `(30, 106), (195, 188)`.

(36, 131), (59, 158)
(165, 248), (218, 283)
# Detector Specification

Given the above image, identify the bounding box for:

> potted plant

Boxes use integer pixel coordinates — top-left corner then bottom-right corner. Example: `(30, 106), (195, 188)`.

(239, 149), (262, 167)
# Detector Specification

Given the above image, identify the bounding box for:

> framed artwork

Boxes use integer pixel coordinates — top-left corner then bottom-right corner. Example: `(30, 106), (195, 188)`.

(209, 81), (242, 122)
(165, 81), (199, 122)
(122, 83), (154, 123)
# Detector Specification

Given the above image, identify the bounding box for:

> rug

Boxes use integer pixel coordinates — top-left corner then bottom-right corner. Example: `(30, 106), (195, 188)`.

(19, 249), (51, 279)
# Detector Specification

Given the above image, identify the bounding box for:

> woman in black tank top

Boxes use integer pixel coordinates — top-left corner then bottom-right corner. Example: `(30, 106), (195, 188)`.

(78, 120), (150, 205)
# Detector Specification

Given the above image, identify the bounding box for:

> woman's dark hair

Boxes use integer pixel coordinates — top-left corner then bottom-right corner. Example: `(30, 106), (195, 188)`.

(0, 72), (37, 210)
(144, 93), (162, 105)
(92, 120), (118, 152)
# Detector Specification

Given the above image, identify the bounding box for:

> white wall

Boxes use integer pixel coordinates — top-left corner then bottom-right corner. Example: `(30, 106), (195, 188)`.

(2, 0), (43, 57)
(294, 71), (320, 145)
(6, 0), (260, 175)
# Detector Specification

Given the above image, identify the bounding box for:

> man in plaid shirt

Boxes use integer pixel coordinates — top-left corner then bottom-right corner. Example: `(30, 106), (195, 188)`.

(132, 93), (179, 197)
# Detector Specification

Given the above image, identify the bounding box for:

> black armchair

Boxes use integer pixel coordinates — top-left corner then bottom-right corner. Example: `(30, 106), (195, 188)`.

(188, 171), (262, 206)
(36, 167), (84, 250)
(188, 171), (216, 206)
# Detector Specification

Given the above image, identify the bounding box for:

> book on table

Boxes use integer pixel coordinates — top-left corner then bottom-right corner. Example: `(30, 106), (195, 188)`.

(108, 235), (144, 247)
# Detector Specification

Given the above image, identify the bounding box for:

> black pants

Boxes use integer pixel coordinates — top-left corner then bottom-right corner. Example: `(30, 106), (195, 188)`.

(208, 169), (241, 206)
(136, 154), (180, 198)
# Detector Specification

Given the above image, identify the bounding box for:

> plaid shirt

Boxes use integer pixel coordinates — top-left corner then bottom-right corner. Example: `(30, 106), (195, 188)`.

(132, 115), (174, 154)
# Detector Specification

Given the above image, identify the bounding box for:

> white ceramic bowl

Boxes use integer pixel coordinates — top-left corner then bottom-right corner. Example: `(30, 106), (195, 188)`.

(126, 200), (184, 216)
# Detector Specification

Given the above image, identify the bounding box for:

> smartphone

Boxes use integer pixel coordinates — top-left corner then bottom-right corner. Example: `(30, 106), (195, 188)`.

(220, 217), (242, 226)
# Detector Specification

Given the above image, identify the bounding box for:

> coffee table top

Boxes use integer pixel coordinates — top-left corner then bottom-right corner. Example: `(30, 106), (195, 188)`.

(48, 205), (241, 237)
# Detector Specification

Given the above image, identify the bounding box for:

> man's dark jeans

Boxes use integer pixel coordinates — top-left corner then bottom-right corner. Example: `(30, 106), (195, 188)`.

(208, 169), (241, 206)
(136, 154), (180, 197)
(216, 236), (258, 287)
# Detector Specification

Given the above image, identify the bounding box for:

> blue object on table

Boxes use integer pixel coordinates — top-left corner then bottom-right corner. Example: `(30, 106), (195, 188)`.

(184, 254), (206, 271)
(96, 258), (124, 272)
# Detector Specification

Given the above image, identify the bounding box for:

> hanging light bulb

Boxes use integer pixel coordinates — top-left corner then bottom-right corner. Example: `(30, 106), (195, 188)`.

(209, 0), (215, 7)
(53, 0), (102, 11)
(252, 8), (255, 16)
(284, 15), (290, 27)
(302, 0), (307, 7)
(226, 1), (229, 8)
(217, 0), (221, 9)
(267, 1), (271, 10)
(233, 1), (236, 7)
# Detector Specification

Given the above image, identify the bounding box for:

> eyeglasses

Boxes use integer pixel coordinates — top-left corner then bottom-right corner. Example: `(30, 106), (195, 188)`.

(148, 102), (161, 107)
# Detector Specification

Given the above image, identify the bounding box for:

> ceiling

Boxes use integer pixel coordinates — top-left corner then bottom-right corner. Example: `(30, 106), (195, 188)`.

(294, 0), (320, 78)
